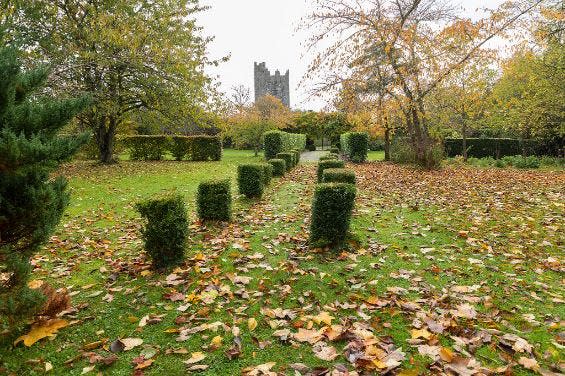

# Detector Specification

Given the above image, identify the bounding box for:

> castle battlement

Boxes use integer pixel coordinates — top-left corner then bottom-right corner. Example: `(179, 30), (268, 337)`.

(254, 62), (290, 107)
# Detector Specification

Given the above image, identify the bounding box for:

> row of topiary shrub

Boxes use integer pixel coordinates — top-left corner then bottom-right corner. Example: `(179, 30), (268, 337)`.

(340, 132), (369, 163)
(263, 130), (307, 160)
(309, 153), (357, 247)
(443, 138), (561, 159)
(122, 135), (222, 161)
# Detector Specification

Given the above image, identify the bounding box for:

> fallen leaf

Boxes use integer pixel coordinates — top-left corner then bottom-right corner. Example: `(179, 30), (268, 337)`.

(14, 319), (69, 347)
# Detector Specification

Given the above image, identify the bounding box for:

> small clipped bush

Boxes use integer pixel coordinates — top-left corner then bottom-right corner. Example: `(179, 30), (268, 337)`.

(238, 164), (265, 198)
(323, 168), (356, 185)
(340, 132), (369, 163)
(196, 179), (232, 221)
(330, 146), (339, 154)
(291, 149), (301, 163)
(277, 152), (294, 171)
(320, 153), (339, 161)
(260, 163), (274, 185)
(268, 159), (286, 176)
(317, 160), (345, 182)
(309, 183), (356, 247)
(136, 194), (188, 268)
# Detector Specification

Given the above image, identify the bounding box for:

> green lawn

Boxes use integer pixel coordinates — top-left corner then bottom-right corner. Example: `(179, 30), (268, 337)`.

(1, 151), (563, 375)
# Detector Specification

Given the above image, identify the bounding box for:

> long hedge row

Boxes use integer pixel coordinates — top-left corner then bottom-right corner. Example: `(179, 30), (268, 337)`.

(444, 138), (560, 158)
(122, 135), (222, 161)
(263, 130), (306, 160)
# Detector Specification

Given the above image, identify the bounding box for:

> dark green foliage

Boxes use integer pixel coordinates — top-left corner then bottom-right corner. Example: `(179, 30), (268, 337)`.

(391, 138), (444, 169)
(443, 138), (544, 158)
(0, 46), (89, 325)
(309, 183), (356, 247)
(259, 163), (273, 185)
(330, 146), (339, 154)
(306, 138), (317, 151)
(317, 160), (345, 182)
(196, 179), (232, 221)
(320, 153), (339, 161)
(323, 168), (356, 184)
(291, 149), (301, 164)
(268, 159), (286, 176)
(277, 152), (294, 171)
(340, 132), (368, 163)
(237, 164), (265, 198)
(122, 135), (222, 161)
(263, 130), (306, 160)
(136, 194), (188, 268)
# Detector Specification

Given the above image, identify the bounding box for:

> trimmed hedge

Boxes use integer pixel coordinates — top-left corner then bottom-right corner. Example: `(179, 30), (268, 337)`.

(319, 153), (339, 161)
(309, 183), (356, 247)
(277, 152), (295, 171)
(330, 147), (339, 154)
(317, 160), (345, 182)
(323, 168), (356, 185)
(238, 164), (265, 198)
(444, 138), (537, 158)
(196, 179), (232, 221)
(259, 163), (273, 185)
(340, 132), (369, 163)
(136, 193), (188, 268)
(264, 130), (306, 160)
(291, 149), (301, 164)
(269, 159), (286, 176)
(122, 135), (222, 161)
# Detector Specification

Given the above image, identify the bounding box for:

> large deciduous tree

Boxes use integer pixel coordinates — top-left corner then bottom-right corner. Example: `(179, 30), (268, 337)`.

(9, 0), (222, 163)
(0, 43), (89, 325)
(303, 0), (544, 168)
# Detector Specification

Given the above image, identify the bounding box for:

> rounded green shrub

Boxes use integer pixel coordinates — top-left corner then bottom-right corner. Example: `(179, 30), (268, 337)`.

(317, 160), (345, 182)
(136, 193), (188, 268)
(237, 164), (265, 198)
(268, 159), (286, 176)
(277, 152), (294, 171)
(309, 183), (356, 247)
(196, 179), (232, 221)
(323, 168), (356, 185)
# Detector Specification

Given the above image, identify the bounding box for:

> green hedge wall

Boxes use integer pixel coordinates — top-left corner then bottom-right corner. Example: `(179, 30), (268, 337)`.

(309, 183), (356, 247)
(264, 130), (306, 160)
(444, 138), (537, 158)
(122, 135), (222, 161)
(340, 132), (368, 163)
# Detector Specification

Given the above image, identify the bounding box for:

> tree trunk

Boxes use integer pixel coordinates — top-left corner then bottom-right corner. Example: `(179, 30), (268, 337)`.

(96, 116), (117, 164)
(384, 126), (391, 162)
(462, 123), (468, 162)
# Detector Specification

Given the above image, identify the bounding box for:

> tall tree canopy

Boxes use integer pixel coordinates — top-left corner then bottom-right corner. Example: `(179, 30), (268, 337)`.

(7, 0), (223, 163)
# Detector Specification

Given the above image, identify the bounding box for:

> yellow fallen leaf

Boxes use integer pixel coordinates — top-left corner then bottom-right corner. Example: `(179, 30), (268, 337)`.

(184, 352), (206, 364)
(28, 280), (44, 289)
(439, 347), (454, 362)
(411, 328), (432, 340)
(140, 270), (152, 277)
(248, 318), (258, 331)
(121, 337), (143, 351)
(14, 319), (69, 347)
(210, 335), (222, 348)
(312, 311), (334, 326)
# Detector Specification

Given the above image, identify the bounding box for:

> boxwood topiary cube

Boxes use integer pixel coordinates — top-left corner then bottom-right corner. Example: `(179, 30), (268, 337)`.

(277, 152), (294, 171)
(309, 183), (356, 247)
(319, 153), (339, 161)
(259, 163), (273, 185)
(323, 168), (356, 185)
(196, 179), (232, 221)
(268, 159), (286, 176)
(317, 160), (345, 182)
(136, 193), (188, 268)
(237, 164), (265, 198)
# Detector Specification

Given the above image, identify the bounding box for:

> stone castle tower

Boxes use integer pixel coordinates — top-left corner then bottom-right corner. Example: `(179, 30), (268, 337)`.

(254, 62), (290, 107)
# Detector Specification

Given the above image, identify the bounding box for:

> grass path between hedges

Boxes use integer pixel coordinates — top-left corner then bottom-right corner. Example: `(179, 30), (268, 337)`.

(1, 152), (564, 375)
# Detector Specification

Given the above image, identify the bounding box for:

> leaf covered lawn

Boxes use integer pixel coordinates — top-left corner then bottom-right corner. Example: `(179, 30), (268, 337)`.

(1, 156), (564, 376)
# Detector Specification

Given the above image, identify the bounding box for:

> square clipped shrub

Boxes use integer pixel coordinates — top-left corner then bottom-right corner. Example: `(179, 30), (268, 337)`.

(340, 132), (368, 163)
(309, 183), (356, 247)
(291, 149), (301, 163)
(323, 168), (356, 185)
(190, 135), (222, 161)
(317, 159), (345, 182)
(277, 152), (294, 171)
(136, 193), (188, 268)
(319, 153), (339, 161)
(196, 179), (232, 221)
(263, 130), (306, 160)
(238, 164), (265, 198)
(259, 163), (273, 185)
(330, 146), (339, 154)
(269, 159), (286, 176)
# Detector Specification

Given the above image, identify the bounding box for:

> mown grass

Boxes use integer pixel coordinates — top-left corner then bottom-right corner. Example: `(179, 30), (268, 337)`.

(1, 151), (563, 376)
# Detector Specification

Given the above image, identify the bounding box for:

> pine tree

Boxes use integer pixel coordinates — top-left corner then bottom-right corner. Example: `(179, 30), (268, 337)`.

(0, 44), (90, 326)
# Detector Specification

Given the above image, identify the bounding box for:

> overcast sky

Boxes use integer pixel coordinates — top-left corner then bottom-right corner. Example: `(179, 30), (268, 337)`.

(198, 0), (506, 111)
